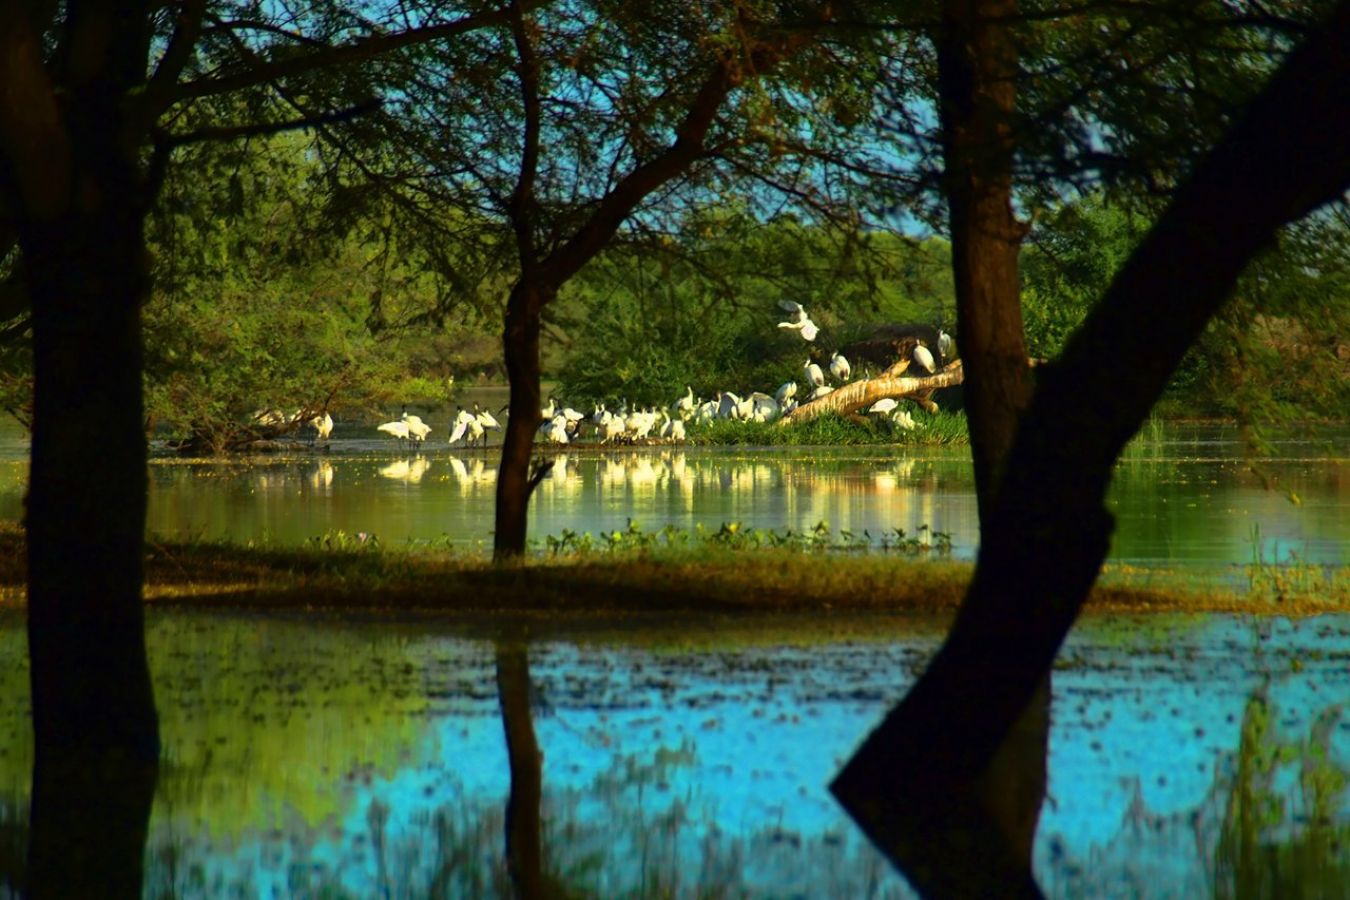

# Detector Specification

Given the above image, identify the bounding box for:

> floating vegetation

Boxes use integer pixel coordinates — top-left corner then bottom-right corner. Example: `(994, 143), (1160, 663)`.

(534, 519), (955, 557)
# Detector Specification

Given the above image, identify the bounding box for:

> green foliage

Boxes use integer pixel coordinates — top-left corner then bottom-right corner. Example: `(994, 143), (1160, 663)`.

(1022, 192), (1350, 421)
(690, 410), (968, 447)
(142, 133), (461, 448)
(555, 209), (955, 407)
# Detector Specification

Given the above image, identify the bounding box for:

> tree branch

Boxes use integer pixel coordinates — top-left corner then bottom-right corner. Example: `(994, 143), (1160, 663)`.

(171, 2), (540, 104)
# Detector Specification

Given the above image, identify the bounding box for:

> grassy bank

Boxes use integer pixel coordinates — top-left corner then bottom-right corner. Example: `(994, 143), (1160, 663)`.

(688, 409), (969, 446)
(0, 524), (1344, 618)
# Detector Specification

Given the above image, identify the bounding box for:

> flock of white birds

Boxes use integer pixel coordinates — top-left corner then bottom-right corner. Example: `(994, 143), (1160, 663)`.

(362, 300), (950, 449)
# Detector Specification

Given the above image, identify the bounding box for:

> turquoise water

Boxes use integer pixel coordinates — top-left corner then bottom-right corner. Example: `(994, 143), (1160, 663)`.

(1, 612), (1347, 897)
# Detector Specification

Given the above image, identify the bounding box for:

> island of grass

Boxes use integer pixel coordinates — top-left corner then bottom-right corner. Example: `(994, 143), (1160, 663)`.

(0, 522), (1343, 621)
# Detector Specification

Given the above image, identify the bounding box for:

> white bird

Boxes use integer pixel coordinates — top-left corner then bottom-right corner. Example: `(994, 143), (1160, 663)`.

(893, 409), (917, 430)
(775, 381), (798, 404)
(804, 359), (826, 389)
(829, 351), (851, 382)
(749, 393), (780, 422)
(867, 398), (899, 415)
(667, 418), (686, 442)
(448, 407), (475, 445)
(541, 415), (570, 444)
(309, 412), (333, 444)
(938, 329), (954, 360)
(912, 343), (936, 374)
(673, 385), (696, 418)
(402, 412), (432, 444)
(473, 403), (502, 432)
(717, 392), (741, 420)
(777, 300), (820, 341)
(807, 385), (834, 401)
(377, 420), (411, 447)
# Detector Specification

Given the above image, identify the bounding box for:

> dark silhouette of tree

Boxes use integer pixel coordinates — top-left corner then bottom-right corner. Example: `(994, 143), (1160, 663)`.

(833, 5), (1350, 896)
(0, 1), (531, 891)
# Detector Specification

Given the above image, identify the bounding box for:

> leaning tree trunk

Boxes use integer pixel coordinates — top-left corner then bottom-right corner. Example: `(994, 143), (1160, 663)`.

(781, 360), (965, 424)
(22, 183), (160, 897)
(833, 6), (1350, 896)
(494, 278), (547, 561)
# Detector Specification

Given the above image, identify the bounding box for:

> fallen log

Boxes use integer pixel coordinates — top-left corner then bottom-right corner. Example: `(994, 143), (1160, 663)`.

(781, 358), (965, 424)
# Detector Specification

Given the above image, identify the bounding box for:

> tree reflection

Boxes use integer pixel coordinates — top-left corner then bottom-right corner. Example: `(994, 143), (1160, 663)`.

(495, 640), (549, 899)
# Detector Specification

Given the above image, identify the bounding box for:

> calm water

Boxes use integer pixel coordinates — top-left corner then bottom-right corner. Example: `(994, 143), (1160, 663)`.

(0, 612), (1347, 897)
(0, 420), (1343, 566)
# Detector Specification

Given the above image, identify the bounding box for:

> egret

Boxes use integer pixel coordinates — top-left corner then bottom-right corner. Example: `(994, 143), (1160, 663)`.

(912, 343), (936, 374)
(403, 416), (432, 444)
(309, 412), (333, 444)
(718, 391), (741, 420)
(829, 351), (851, 382)
(542, 415), (570, 444)
(776, 300), (820, 341)
(804, 359), (826, 389)
(775, 380), (798, 404)
(377, 420), (411, 449)
(473, 403), (502, 432)
(448, 407), (475, 445)
(938, 329), (954, 360)
(807, 385), (834, 401)
(673, 385), (696, 418)
(867, 398), (899, 415)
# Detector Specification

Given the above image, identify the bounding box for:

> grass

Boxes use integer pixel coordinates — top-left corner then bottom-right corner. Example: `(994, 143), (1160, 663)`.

(687, 409), (969, 446)
(0, 522), (1344, 619)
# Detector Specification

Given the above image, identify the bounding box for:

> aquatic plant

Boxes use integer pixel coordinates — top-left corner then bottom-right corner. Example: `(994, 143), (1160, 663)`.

(535, 519), (953, 558)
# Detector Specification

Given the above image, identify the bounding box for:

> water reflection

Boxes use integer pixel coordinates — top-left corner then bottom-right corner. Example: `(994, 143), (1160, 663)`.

(0, 427), (1342, 565)
(1, 613), (1347, 897)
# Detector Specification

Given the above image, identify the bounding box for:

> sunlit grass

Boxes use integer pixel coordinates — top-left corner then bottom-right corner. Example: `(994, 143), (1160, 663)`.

(687, 409), (969, 446)
(1, 522), (1344, 617)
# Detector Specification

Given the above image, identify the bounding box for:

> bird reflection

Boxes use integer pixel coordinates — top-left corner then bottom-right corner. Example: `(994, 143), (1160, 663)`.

(379, 457), (432, 483)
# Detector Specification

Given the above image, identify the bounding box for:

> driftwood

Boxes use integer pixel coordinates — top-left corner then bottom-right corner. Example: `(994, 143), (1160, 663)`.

(781, 358), (965, 423)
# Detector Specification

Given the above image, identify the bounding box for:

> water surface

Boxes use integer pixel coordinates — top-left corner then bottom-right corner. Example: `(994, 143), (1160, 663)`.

(1, 611), (1347, 897)
(0, 421), (1341, 567)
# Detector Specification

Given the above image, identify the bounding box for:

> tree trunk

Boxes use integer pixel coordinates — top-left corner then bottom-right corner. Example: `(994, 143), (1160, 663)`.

(937, 0), (1031, 519)
(834, 5), (1350, 895)
(22, 202), (159, 898)
(494, 278), (546, 560)
(496, 641), (545, 899)
(781, 360), (964, 424)
(891, 0), (1049, 882)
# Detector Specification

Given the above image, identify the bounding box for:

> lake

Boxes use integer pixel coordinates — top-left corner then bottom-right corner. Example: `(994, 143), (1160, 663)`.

(0, 418), (1346, 896)
(1, 611), (1347, 897)
(0, 419), (1343, 568)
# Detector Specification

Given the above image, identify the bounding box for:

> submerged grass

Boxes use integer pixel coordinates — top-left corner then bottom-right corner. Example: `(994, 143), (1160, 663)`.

(0, 522), (1343, 618)
(688, 409), (969, 446)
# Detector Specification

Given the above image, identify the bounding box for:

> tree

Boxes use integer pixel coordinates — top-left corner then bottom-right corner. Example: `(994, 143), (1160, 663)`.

(832, 5), (1350, 896)
(0, 0), (530, 890)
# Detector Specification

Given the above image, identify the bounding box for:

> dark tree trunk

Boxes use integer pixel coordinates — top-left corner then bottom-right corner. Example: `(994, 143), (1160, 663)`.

(496, 641), (545, 899)
(937, 0), (1032, 520)
(833, 6), (1350, 896)
(22, 194), (159, 897)
(879, 0), (1050, 882)
(494, 278), (546, 560)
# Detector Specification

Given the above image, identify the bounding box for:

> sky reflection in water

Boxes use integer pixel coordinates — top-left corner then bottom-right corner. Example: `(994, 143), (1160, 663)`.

(1, 612), (1347, 897)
